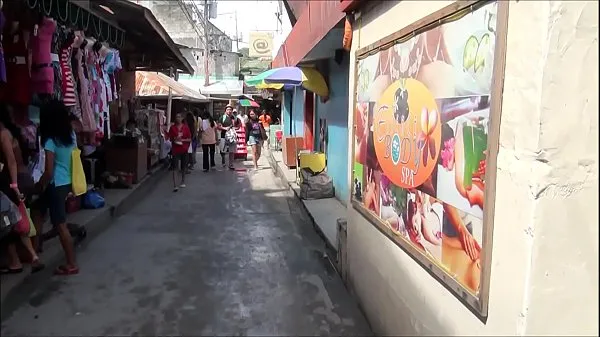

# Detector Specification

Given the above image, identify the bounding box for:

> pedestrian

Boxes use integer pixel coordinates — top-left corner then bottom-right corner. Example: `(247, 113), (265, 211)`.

(237, 110), (248, 125)
(200, 112), (217, 172)
(217, 105), (237, 170)
(185, 112), (198, 171)
(245, 109), (266, 170)
(34, 99), (79, 275)
(0, 105), (45, 274)
(168, 112), (192, 192)
(258, 109), (272, 148)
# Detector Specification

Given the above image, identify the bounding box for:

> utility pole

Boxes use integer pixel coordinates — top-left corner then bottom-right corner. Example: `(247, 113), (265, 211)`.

(204, 0), (210, 87)
(235, 10), (239, 52)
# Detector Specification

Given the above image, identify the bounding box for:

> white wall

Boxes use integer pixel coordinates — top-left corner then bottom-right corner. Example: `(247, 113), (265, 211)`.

(345, 1), (598, 335)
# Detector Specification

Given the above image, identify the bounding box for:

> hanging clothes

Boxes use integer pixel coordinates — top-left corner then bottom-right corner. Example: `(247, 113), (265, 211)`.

(76, 41), (95, 132)
(31, 17), (56, 94)
(1, 27), (32, 106)
(59, 44), (77, 107)
(51, 25), (64, 100)
(0, 10), (7, 83)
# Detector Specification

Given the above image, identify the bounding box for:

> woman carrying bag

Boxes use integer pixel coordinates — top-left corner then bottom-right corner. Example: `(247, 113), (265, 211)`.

(0, 104), (44, 274)
(33, 99), (80, 275)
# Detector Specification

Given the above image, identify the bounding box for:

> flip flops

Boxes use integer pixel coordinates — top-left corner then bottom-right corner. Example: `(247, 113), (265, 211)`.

(54, 265), (79, 276)
(0, 267), (23, 275)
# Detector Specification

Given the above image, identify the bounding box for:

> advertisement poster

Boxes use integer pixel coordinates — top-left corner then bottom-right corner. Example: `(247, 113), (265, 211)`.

(352, 2), (497, 296)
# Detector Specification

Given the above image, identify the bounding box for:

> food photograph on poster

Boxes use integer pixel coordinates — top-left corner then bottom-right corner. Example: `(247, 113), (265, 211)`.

(351, 1), (498, 300)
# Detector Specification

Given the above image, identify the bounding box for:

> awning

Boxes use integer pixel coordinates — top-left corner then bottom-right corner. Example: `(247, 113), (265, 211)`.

(177, 75), (244, 96)
(272, 1), (345, 68)
(135, 72), (208, 103)
(90, 0), (194, 74)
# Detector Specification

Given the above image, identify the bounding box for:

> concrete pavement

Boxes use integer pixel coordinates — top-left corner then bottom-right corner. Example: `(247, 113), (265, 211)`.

(0, 155), (372, 336)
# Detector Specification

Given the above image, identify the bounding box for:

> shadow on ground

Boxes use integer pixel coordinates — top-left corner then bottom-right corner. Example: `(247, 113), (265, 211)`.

(0, 155), (372, 336)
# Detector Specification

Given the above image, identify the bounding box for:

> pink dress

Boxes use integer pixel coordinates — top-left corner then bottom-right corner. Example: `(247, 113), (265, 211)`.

(31, 18), (56, 94)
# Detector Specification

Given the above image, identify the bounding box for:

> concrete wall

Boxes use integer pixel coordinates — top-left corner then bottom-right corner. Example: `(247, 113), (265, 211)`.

(345, 0), (598, 335)
(315, 57), (351, 202)
(135, 0), (232, 51)
(179, 48), (240, 78)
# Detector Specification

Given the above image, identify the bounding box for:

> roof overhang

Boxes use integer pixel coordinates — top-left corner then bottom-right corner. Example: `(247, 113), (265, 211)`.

(90, 0), (195, 74)
(272, 1), (345, 68)
(338, 0), (363, 13)
(136, 71), (208, 103)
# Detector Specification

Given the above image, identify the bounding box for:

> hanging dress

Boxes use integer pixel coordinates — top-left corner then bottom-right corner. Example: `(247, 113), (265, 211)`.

(31, 17), (56, 94)
(0, 11), (7, 83)
(76, 46), (95, 132)
(0, 29), (31, 106)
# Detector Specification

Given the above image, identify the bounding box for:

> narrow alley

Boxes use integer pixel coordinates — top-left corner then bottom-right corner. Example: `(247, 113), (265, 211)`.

(0, 156), (372, 336)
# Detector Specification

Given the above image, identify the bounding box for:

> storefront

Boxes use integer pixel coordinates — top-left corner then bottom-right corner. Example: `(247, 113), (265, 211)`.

(271, 1), (351, 202)
(0, 0), (194, 246)
(345, 0), (597, 335)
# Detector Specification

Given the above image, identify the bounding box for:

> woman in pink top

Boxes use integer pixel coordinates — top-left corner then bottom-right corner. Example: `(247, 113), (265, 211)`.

(31, 17), (56, 94)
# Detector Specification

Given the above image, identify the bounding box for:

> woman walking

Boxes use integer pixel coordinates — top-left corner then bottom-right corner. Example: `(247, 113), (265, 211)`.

(185, 112), (198, 170)
(34, 99), (79, 275)
(200, 112), (217, 172)
(168, 113), (192, 191)
(245, 109), (266, 170)
(0, 104), (45, 274)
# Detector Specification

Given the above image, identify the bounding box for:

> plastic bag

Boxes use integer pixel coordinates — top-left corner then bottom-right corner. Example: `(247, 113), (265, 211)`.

(72, 147), (87, 196)
(15, 202), (30, 235)
(82, 190), (105, 209)
(26, 208), (36, 237)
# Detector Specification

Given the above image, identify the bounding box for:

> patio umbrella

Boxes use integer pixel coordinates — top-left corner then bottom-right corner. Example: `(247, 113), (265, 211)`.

(239, 99), (260, 108)
(245, 67), (329, 97)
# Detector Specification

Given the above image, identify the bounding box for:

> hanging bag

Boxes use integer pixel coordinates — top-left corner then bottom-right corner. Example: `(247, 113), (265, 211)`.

(14, 201), (31, 235)
(71, 147), (87, 196)
(225, 128), (238, 145)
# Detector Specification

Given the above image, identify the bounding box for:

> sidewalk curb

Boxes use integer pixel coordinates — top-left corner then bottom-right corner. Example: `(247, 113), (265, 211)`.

(266, 150), (338, 262)
(0, 166), (168, 320)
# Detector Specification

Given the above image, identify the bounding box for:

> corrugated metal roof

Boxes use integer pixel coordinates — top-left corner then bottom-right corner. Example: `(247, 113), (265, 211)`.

(135, 71), (208, 102)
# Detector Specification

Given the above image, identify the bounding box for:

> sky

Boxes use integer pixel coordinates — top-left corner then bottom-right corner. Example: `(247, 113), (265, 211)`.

(207, 0), (292, 57)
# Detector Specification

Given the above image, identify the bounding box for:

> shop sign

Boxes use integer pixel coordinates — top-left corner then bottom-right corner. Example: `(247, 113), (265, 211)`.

(351, 1), (503, 315)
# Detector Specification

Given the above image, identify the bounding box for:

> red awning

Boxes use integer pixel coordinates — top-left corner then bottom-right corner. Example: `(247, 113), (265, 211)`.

(272, 1), (345, 68)
(338, 0), (363, 13)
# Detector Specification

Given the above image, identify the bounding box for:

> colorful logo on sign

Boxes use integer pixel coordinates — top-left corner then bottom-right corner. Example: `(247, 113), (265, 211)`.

(373, 78), (441, 188)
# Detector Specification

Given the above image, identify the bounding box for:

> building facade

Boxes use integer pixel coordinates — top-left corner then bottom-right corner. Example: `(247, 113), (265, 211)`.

(273, 1), (350, 202)
(274, 0), (599, 335)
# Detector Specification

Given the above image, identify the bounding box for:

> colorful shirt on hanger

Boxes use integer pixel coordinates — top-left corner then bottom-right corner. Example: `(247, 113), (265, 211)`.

(60, 46), (77, 106)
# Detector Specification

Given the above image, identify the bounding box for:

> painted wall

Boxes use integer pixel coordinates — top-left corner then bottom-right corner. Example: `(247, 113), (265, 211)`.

(345, 1), (598, 335)
(291, 86), (305, 137)
(315, 57), (351, 202)
(282, 91), (293, 136)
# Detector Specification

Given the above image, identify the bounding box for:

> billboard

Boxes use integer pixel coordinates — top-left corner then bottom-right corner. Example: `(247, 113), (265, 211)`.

(248, 31), (273, 59)
(351, 1), (503, 315)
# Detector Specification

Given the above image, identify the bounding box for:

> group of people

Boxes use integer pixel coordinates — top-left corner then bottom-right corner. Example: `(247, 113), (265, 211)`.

(166, 105), (273, 191)
(1, 99), (81, 276)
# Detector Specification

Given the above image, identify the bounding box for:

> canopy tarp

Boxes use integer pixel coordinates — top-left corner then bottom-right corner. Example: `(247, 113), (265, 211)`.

(135, 71), (208, 102)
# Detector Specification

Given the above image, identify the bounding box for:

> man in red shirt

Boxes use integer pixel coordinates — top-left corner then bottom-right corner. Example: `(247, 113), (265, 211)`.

(168, 112), (192, 192)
